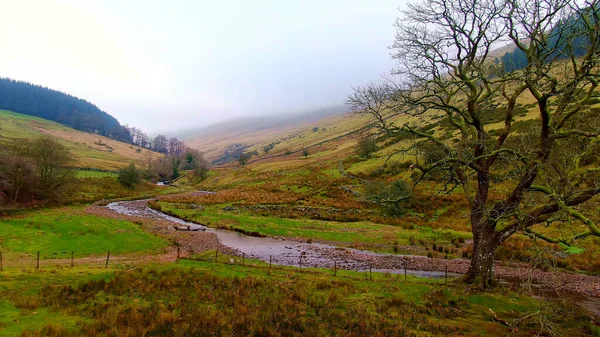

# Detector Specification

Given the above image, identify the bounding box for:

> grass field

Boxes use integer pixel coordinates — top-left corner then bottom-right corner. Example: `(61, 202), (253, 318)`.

(74, 170), (117, 179)
(0, 207), (168, 258)
(1, 254), (591, 337)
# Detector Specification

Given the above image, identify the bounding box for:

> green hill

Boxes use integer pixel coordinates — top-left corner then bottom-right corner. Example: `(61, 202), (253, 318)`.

(0, 109), (161, 171)
(0, 78), (131, 142)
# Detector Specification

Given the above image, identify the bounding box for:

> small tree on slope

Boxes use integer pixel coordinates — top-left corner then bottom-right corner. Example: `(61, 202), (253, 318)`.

(347, 0), (600, 287)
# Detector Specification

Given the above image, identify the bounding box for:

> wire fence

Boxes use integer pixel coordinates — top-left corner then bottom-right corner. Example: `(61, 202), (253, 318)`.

(0, 250), (114, 271)
(0, 247), (457, 286)
(184, 247), (457, 285)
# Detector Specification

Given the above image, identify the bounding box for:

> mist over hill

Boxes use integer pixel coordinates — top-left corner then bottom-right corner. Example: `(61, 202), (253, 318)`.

(176, 105), (347, 141)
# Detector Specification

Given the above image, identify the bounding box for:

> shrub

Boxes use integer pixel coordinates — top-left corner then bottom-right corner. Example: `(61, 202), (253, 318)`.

(118, 163), (141, 189)
(355, 137), (379, 158)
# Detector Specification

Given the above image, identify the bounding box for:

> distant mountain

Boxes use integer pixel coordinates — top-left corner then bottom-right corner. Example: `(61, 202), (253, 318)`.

(177, 105), (347, 141)
(0, 78), (131, 142)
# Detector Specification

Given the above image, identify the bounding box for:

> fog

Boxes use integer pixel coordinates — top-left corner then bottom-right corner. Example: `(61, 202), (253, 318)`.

(0, 0), (404, 133)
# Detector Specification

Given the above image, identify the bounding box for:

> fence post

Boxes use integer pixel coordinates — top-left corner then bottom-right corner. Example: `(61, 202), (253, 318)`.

(177, 246), (180, 259)
(242, 253), (245, 266)
(369, 266), (372, 281)
(444, 256), (448, 285)
(334, 260), (337, 276)
(71, 251), (74, 267)
(269, 255), (272, 268)
(105, 251), (110, 268)
(37, 251), (40, 270)
(215, 248), (219, 262)
(404, 268), (407, 283)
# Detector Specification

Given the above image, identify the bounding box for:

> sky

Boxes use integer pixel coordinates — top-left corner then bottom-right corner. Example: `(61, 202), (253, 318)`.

(0, 0), (405, 133)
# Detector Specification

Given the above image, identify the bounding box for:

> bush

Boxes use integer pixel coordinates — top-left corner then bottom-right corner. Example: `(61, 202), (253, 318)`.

(118, 163), (141, 189)
(356, 137), (379, 158)
(363, 179), (412, 215)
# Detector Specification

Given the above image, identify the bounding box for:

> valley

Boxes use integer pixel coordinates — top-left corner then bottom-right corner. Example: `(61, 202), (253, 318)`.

(2, 0), (600, 335)
(1, 114), (599, 335)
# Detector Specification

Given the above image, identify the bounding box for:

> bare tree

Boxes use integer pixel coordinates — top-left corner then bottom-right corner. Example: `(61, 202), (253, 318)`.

(28, 136), (75, 201)
(176, 140), (186, 155)
(238, 152), (252, 167)
(153, 134), (168, 153)
(169, 137), (178, 154)
(0, 152), (35, 203)
(348, 0), (600, 287)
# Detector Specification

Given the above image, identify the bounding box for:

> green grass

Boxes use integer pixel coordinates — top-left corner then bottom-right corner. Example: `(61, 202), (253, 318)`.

(158, 202), (471, 251)
(74, 170), (117, 178)
(0, 299), (81, 337)
(0, 267), (118, 336)
(0, 257), (588, 337)
(0, 207), (168, 257)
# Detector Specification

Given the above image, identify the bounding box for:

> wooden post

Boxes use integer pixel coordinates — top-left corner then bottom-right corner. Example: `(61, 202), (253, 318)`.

(269, 255), (272, 268)
(334, 260), (337, 276)
(177, 246), (180, 259)
(215, 248), (219, 262)
(404, 268), (407, 282)
(105, 251), (110, 268)
(37, 251), (40, 270)
(71, 251), (74, 267)
(242, 253), (245, 266)
(444, 256), (448, 285)
(369, 266), (372, 281)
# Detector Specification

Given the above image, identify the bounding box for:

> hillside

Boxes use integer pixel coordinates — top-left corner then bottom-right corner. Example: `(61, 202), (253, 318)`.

(0, 109), (161, 171)
(0, 78), (131, 142)
(185, 105), (354, 162)
(188, 88), (541, 167)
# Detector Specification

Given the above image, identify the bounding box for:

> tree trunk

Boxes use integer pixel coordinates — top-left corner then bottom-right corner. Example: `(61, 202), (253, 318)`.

(464, 227), (500, 288)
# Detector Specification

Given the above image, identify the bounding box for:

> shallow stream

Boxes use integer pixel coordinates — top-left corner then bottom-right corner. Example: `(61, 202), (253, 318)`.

(107, 200), (457, 278)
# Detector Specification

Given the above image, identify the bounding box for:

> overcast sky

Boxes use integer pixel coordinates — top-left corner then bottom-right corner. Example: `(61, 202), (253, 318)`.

(0, 0), (404, 133)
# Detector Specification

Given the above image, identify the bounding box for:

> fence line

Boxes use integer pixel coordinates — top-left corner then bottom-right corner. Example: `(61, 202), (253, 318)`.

(0, 250), (116, 271)
(184, 251), (456, 285)
(0, 249), (457, 286)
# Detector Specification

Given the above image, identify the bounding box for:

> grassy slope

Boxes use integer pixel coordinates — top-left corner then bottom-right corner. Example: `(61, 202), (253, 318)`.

(0, 110), (161, 170)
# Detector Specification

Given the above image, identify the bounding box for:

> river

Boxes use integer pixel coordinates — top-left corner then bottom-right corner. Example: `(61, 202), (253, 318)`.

(106, 199), (457, 278)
